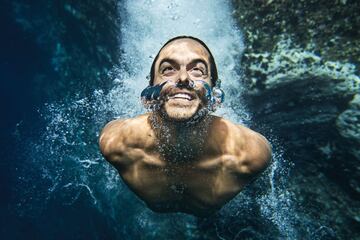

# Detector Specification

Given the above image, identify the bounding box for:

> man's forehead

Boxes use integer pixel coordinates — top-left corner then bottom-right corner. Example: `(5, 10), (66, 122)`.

(157, 38), (211, 60)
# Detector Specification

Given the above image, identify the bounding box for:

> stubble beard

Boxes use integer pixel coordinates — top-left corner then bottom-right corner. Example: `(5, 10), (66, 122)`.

(162, 101), (201, 122)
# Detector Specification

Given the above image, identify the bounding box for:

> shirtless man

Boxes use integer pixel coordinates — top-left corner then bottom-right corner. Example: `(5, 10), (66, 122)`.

(99, 36), (271, 217)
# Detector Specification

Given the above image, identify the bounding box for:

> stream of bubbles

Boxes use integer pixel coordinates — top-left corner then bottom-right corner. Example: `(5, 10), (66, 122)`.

(15, 0), (301, 239)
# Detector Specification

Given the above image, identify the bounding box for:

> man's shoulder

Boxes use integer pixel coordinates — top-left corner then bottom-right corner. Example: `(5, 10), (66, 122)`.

(212, 116), (267, 142)
(210, 116), (271, 174)
(209, 116), (254, 141)
(206, 116), (250, 154)
(99, 114), (153, 157)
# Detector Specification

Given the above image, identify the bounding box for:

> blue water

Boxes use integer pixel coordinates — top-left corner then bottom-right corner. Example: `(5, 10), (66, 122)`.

(1, 0), (334, 239)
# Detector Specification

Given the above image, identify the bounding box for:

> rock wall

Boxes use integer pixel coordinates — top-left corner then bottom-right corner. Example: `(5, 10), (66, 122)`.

(232, 0), (360, 238)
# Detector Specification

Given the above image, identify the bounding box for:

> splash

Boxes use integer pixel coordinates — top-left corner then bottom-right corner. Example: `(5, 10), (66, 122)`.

(14, 0), (301, 238)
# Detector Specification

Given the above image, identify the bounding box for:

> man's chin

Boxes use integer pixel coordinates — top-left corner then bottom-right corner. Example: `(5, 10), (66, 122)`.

(162, 105), (199, 122)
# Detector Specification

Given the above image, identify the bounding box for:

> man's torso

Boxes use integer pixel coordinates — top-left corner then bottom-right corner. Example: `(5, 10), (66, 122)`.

(100, 114), (267, 216)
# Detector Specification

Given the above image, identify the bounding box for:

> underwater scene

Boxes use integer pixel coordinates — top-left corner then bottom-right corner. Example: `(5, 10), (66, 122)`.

(1, 0), (359, 239)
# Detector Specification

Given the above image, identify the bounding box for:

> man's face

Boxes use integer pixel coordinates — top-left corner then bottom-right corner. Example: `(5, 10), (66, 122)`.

(153, 39), (212, 121)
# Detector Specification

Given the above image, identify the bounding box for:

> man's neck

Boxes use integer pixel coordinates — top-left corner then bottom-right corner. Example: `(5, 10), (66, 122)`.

(149, 111), (211, 163)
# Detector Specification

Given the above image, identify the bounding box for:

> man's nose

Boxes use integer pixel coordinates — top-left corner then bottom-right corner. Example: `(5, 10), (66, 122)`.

(176, 68), (191, 87)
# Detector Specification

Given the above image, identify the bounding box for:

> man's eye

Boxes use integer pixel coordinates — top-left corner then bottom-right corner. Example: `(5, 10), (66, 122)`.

(162, 67), (175, 74)
(192, 68), (204, 74)
(190, 68), (205, 77)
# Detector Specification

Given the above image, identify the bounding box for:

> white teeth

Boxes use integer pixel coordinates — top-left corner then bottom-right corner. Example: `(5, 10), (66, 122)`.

(169, 93), (192, 100)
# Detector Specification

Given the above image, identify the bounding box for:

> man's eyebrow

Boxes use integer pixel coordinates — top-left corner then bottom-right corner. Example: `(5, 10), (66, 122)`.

(159, 58), (178, 67)
(158, 58), (208, 70)
(188, 59), (208, 70)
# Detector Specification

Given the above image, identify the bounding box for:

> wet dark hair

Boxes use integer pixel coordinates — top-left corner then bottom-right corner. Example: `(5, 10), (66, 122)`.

(149, 36), (218, 86)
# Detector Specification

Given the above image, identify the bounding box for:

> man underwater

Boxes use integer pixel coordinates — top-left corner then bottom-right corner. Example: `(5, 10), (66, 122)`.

(99, 36), (271, 217)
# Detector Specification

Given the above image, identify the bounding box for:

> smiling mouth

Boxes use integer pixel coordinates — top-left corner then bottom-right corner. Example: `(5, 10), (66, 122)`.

(167, 93), (194, 101)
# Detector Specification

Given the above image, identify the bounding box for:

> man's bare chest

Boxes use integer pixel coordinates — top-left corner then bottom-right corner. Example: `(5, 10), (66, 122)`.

(120, 157), (241, 214)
